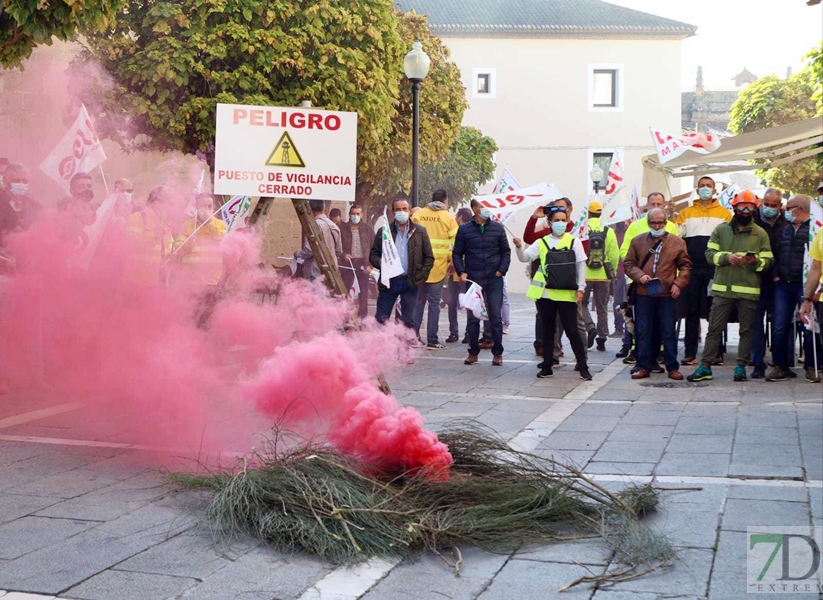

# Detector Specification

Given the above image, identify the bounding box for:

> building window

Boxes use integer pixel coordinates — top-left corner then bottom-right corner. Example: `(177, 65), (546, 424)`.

(477, 73), (490, 94)
(587, 148), (622, 194)
(588, 64), (624, 112)
(472, 68), (496, 99)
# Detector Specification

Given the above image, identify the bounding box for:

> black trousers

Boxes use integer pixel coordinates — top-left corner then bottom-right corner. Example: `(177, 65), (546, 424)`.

(537, 298), (587, 369)
(683, 267), (714, 358)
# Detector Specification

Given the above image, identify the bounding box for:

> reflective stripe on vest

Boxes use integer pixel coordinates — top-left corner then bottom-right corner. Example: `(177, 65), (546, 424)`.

(525, 234), (577, 303)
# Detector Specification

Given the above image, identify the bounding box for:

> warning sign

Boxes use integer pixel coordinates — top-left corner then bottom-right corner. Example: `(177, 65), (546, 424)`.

(213, 103), (358, 202)
(266, 131), (305, 168)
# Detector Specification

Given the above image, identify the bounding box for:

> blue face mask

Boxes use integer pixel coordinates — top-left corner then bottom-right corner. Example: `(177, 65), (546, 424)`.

(479, 208), (492, 221)
(350, 215), (360, 225)
(394, 211), (409, 225)
(698, 187), (713, 201)
(760, 206), (778, 219)
(649, 227), (666, 238)
(784, 210), (796, 224)
(551, 221), (567, 236)
(9, 183), (28, 197)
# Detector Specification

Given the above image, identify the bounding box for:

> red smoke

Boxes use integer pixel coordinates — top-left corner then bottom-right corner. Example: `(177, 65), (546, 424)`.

(0, 208), (452, 474)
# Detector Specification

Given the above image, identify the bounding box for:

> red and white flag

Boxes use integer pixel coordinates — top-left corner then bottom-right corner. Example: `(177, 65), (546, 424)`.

(600, 159), (633, 226)
(650, 128), (721, 165)
(630, 184), (642, 222)
(40, 104), (107, 193)
(473, 182), (563, 223)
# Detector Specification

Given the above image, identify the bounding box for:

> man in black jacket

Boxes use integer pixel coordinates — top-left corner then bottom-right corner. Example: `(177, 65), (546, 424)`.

(0, 162), (42, 250)
(767, 195), (822, 382)
(750, 188), (787, 378)
(340, 204), (375, 318)
(369, 198), (434, 328)
(453, 199), (511, 366)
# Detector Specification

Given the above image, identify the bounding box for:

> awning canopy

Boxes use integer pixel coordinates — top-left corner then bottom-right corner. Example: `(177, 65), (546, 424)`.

(642, 117), (823, 200)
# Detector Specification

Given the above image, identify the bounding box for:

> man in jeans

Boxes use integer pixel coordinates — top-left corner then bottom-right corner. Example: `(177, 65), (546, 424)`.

(444, 208), (473, 343)
(340, 204), (375, 318)
(453, 199), (511, 366)
(412, 189), (458, 348)
(766, 195), (822, 382)
(370, 199), (434, 328)
(581, 201), (619, 352)
(624, 208), (692, 380)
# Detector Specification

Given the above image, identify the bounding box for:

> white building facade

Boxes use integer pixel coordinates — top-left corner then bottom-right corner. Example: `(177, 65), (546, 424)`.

(397, 0), (696, 291)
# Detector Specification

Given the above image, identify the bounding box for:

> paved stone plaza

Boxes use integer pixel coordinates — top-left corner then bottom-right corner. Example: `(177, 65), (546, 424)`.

(0, 296), (821, 600)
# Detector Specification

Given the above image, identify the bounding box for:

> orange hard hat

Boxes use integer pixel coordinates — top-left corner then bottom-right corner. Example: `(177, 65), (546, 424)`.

(732, 189), (760, 208)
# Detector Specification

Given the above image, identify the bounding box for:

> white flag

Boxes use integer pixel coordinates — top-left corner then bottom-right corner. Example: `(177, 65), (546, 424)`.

(221, 195), (253, 232)
(573, 194), (592, 241)
(40, 104), (107, 194)
(492, 168), (523, 224)
(630, 184), (642, 222)
(600, 159), (633, 226)
(459, 281), (488, 320)
(67, 192), (124, 270)
(347, 258), (361, 300)
(473, 182), (564, 224)
(379, 207), (405, 287)
(803, 201), (823, 288)
(717, 183), (739, 211)
(650, 128), (721, 165)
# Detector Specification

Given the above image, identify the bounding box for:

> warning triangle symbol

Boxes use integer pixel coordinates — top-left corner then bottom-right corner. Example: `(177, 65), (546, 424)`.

(265, 131), (306, 168)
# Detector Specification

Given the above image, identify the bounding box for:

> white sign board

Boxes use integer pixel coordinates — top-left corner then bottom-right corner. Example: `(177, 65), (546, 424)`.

(214, 103), (358, 201)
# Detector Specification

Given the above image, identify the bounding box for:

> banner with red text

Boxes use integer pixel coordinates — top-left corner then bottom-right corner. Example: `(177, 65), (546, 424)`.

(650, 128), (722, 165)
(600, 159), (633, 226)
(39, 104), (107, 194)
(473, 182), (563, 223)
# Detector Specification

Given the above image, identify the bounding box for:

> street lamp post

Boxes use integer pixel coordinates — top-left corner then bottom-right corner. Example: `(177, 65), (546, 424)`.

(404, 40), (430, 208)
(590, 164), (604, 195)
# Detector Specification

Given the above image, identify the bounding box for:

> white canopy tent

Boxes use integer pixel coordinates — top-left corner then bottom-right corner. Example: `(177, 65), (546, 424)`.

(642, 118), (823, 209)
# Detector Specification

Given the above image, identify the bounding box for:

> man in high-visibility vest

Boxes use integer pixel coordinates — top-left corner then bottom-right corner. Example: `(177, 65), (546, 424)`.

(582, 201), (619, 352)
(174, 192), (226, 287)
(125, 186), (176, 286)
(412, 189), (458, 349)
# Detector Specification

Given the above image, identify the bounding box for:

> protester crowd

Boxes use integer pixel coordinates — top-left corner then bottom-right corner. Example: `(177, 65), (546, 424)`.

(2, 155), (822, 386)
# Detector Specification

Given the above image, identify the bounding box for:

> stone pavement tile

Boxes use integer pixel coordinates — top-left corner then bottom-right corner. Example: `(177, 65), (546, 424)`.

(674, 417), (736, 436)
(809, 487), (822, 527)
(0, 516), (99, 560)
(644, 505), (720, 549)
(0, 453), (91, 489)
(516, 539), (610, 566)
(534, 448), (596, 467)
(8, 467), (134, 499)
(607, 424), (674, 443)
(592, 592), (699, 600)
(731, 442), (802, 465)
(619, 410), (682, 427)
(426, 401), (494, 418)
(474, 412), (537, 439)
(726, 485), (809, 503)
(2, 594), (56, 600)
(655, 453), (730, 477)
(733, 426), (799, 446)
(555, 415), (621, 432)
(658, 484), (727, 508)
(606, 548), (712, 597)
(593, 441), (667, 464)
(722, 499), (811, 532)
(180, 547), (330, 600)
(801, 453), (823, 481)
(585, 462), (656, 476)
(589, 389), (643, 401)
(476, 558), (599, 600)
(0, 494), (62, 526)
(65, 569), (198, 600)
(681, 403), (739, 416)
(539, 430), (610, 451)
(361, 546), (509, 600)
(114, 532), (234, 579)
(95, 502), (195, 538)
(666, 434), (733, 454)
(572, 403), (632, 417)
(485, 398), (552, 416)
(737, 412), (798, 429)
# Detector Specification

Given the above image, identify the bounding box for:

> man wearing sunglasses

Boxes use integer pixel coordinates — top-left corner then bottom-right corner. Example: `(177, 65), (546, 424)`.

(688, 190), (774, 382)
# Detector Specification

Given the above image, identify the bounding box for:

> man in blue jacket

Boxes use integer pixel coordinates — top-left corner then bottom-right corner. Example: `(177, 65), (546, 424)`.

(453, 199), (511, 366)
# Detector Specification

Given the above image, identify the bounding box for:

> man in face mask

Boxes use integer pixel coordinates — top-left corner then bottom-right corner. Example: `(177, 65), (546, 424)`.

(340, 204), (375, 319)
(676, 176), (732, 366)
(114, 179), (134, 203)
(452, 199), (511, 366)
(750, 188), (787, 378)
(0, 162), (42, 249)
(688, 190), (773, 383)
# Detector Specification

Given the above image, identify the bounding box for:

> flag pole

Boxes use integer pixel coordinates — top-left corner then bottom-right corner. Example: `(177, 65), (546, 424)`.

(98, 164), (109, 196)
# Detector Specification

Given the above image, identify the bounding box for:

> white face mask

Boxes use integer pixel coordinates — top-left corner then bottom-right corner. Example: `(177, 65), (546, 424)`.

(10, 183), (28, 197)
(350, 215), (361, 225)
(197, 209), (212, 221)
(123, 192), (133, 202)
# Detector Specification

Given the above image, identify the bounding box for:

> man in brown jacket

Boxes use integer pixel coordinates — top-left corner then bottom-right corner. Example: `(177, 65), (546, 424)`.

(625, 208), (692, 380)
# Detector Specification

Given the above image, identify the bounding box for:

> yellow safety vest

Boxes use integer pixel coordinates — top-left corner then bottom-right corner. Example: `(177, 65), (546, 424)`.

(526, 233), (577, 303)
(411, 207), (458, 283)
(174, 217), (227, 286)
(125, 208), (173, 286)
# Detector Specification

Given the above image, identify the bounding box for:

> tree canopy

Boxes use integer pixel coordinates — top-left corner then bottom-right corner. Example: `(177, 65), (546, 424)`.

(419, 126), (497, 208)
(0, 0), (122, 68)
(729, 47), (822, 195)
(71, 1), (470, 213)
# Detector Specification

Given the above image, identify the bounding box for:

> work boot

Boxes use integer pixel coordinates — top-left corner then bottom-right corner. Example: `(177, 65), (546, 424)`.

(733, 366), (747, 382)
(765, 367), (789, 382)
(596, 339), (606, 352)
(445, 334), (459, 343)
(687, 365), (713, 382)
(616, 346), (630, 359)
(805, 368), (822, 383)
(464, 354), (478, 365)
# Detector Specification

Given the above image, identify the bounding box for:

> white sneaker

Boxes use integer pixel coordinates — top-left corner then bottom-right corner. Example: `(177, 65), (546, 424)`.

(502, 325), (509, 335)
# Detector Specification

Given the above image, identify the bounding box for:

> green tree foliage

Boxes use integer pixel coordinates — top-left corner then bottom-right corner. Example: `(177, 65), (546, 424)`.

(729, 55), (822, 195)
(418, 126), (497, 208)
(0, 0), (122, 68)
(806, 41), (823, 113)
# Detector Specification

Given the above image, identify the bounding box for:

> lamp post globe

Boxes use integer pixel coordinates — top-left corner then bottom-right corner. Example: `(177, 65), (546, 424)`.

(590, 165), (604, 195)
(404, 41), (430, 208)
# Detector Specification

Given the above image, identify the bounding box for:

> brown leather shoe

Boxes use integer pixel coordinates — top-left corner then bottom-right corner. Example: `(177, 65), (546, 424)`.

(631, 368), (650, 380)
(464, 354), (479, 365)
(668, 370), (684, 381)
(492, 355), (503, 366)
